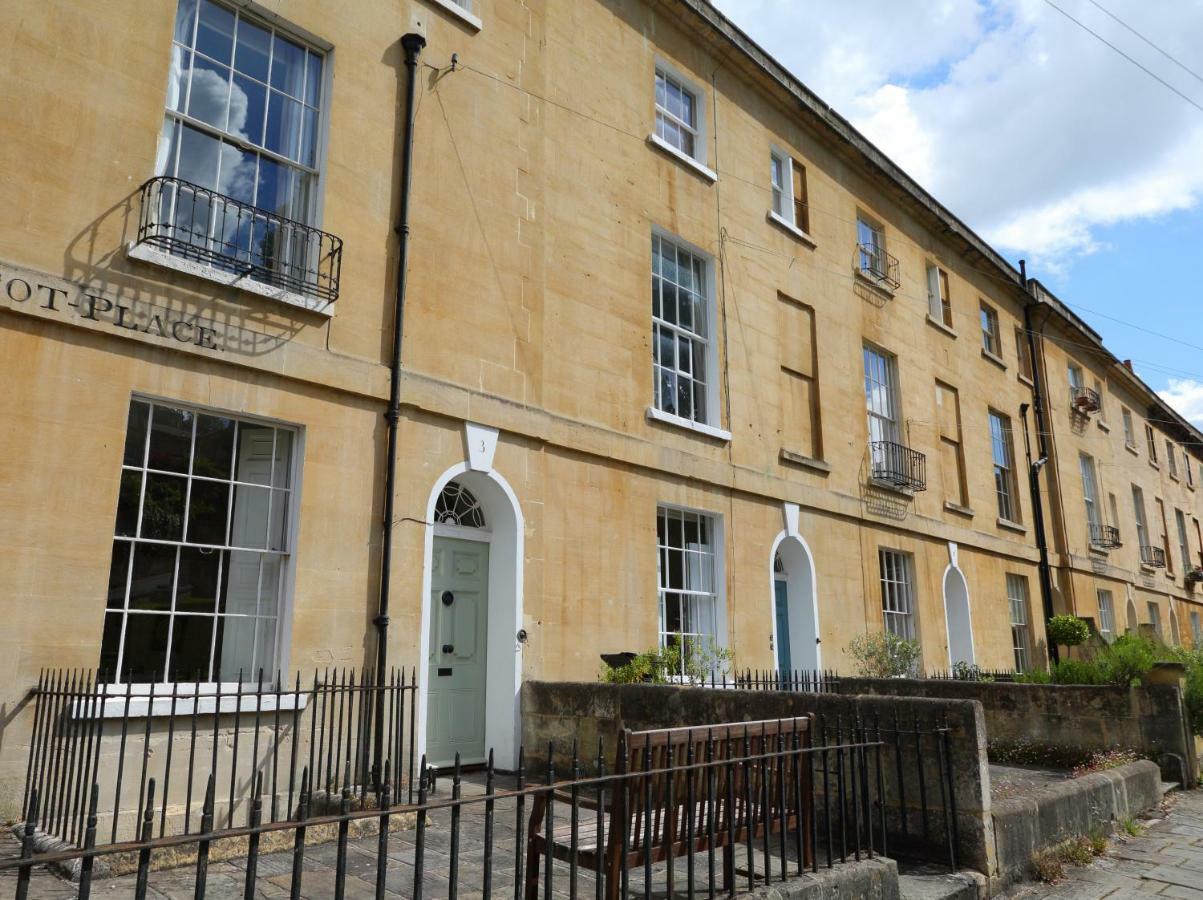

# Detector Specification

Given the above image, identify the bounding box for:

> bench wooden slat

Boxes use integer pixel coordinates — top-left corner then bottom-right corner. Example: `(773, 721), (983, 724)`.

(524, 715), (814, 899)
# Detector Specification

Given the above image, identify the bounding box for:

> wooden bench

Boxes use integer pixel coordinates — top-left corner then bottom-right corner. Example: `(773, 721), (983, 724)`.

(524, 716), (814, 898)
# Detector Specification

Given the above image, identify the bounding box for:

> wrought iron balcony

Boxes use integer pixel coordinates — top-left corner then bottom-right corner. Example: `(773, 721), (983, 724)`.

(870, 440), (927, 492)
(1140, 545), (1166, 568)
(135, 176), (342, 304)
(1089, 523), (1121, 549)
(857, 242), (901, 291)
(1071, 386), (1101, 415)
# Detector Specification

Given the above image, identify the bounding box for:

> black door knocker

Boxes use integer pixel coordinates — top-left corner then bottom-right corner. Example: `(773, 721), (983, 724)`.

(441, 590), (454, 606)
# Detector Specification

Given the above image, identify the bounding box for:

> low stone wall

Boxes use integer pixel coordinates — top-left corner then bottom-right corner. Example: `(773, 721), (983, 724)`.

(835, 677), (1195, 785)
(745, 856), (899, 900)
(521, 681), (996, 876)
(990, 760), (1162, 893)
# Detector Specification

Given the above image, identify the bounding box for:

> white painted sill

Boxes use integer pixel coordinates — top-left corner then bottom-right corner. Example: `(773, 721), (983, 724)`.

(128, 243), (335, 317)
(75, 686), (309, 720)
(766, 210), (817, 248)
(647, 134), (718, 183)
(424, 0), (482, 30)
(853, 269), (895, 298)
(925, 314), (957, 339)
(868, 478), (915, 498)
(646, 406), (731, 442)
(980, 348), (1007, 370)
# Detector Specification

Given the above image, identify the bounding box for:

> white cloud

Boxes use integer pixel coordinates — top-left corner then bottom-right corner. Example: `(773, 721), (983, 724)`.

(711, 0), (1203, 268)
(1159, 379), (1203, 429)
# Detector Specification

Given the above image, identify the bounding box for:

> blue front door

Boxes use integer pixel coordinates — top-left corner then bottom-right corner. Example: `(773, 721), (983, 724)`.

(774, 579), (793, 674)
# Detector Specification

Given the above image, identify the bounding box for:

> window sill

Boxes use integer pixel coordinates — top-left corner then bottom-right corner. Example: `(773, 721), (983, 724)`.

(868, 478), (915, 498)
(128, 243), (335, 317)
(997, 517), (1027, 534)
(646, 406), (731, 442)
(1097, 419), (1111, 433)
(1170, 473), (1180, 483)
(1125, 443), (1140, 457)
(853, 268), (896, 298)
(925, 314), (957, 339)
(77, 687), (309, 720)
(647, 134), (718, 183)
(423, 0), (483, 30)
(1017, 373), (1035, 388)
(944, 501), (974, 518)
(779, 449), (830, 474)
(1088, 544), (1110, 557)
(980, 348), (1007, 370)
(1149, 460), (1161, 471)
(766, 210), (817, 248)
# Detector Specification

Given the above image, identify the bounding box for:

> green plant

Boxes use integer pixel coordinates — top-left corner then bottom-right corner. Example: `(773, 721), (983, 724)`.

(1060, 836), (1095, 867)
(1014, 669), (1051, 684)
(952, 661), (994, 682)
(1097, 634), (1158, 686)
(1119, 816), (1144, 837)
(847, 632), (921, 679)
(1046, 615), (1090, 648)
(1051, 659), (1105, 685)
(1087, 828), (1108, 856)
(599, 640), (733, 685)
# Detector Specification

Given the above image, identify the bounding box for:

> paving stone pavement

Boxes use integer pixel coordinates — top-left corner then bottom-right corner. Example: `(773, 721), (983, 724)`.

(0, 773), (820, 898)
(1003, 788), (1203, 900)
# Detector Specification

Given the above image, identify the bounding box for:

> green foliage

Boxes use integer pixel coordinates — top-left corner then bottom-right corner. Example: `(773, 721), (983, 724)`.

(1165, 645), (1203, 736)
(952, 661), (995, 682)
(1051, 659), (1105, 685)
(1119, 816), (1144, 837)
(1087, 828), (1109, 856)
(599, 640), (733, 685)
(1046, 615), (1090, 648)
(1014, 669), (1052, 684)
(847, 632), (922, 678)
(1097, 635), (1158, 686)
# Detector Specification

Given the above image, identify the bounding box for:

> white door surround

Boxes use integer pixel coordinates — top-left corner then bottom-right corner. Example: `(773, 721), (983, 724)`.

(417, 424), (524, 771)
(942, 542), (975, 669)
(768, 503), (822, 672)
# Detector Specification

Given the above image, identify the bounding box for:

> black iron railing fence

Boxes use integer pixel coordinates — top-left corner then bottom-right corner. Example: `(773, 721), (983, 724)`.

(870, 440), (928, 492)
(1090, 523), (1122, 549)
(857, 242), (901, 291)
(6, 729), (901, 900)
(1071, 385), (1101, 414)
(135, 176), (343, 304)
(1141, 545), (1167, 568)
(23, 668), (417, 848)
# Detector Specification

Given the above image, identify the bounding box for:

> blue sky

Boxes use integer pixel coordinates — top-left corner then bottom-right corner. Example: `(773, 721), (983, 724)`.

(712, 0), (1203, 424)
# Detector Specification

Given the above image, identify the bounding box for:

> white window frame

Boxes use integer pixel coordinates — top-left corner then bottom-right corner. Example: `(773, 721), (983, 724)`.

(856, 216), (887, 280)
(767, 148), (814, 243)
(648, 228), (728, 440)
(1133, 484), (1150, 551)
(1097, 589), (1115, 642)
(1193, 610), (1202, 646)
(1121, 407), (1136, 449)
(426, 0), (483, 30)
(879, 549), (916, 641)
(101, 395), (303, 690)
(989, 409), (1019, 523)
(980, 303), (1001, 357)
(926, 263), (953, 329)
(1007, 574), (1031, 673)
(1148, 601), (1162, 638)
(1167, 441), (1179, 479)
(656, 505), (726, 676)
(1177, 508), (1191, 577)
(863, 344), (900, 446)
(649, 61), (715, 181)
(1080, 453), (1101, 537)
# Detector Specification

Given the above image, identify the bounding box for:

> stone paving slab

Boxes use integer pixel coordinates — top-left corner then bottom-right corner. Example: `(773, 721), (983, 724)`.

(1004, 788), (1203, 899)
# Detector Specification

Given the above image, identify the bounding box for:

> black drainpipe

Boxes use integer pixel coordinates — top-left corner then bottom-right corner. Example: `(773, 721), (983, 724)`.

(374, 30), (426, 783)
(1020, 259), (1059, 665)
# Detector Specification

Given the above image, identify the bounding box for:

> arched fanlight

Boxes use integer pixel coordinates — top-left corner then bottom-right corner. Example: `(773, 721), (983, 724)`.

(435, 480), (486, 528)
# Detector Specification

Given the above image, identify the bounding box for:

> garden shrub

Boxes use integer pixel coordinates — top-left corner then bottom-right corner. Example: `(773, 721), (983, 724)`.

(1046, 615), (1090, 648)
(848, 632), (922, 678)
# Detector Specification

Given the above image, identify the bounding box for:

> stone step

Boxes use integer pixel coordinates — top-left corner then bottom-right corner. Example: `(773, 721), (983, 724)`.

(899, 871), (986, 900)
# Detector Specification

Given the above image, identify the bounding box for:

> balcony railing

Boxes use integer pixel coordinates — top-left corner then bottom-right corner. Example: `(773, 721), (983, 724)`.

(1071, 385), (1101, 415)
(1089, 523), (1122, 549)
(870, 440), (927, 492)
(857, 242), (901, 291)
(135, 176), (342, 304)
(1140, 545), (1167, 568)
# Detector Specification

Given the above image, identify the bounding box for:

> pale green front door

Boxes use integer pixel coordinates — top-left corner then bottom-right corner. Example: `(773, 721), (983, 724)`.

(427, 537), (489, 767)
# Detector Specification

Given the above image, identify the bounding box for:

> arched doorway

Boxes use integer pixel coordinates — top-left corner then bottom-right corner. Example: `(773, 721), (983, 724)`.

(769, 533), (821, 673)
(942, 566), (975, 668)
(419, 463), (523, 770)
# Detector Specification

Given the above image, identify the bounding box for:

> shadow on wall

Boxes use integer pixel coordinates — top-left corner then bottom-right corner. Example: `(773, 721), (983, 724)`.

(59, 186), (317, 359)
